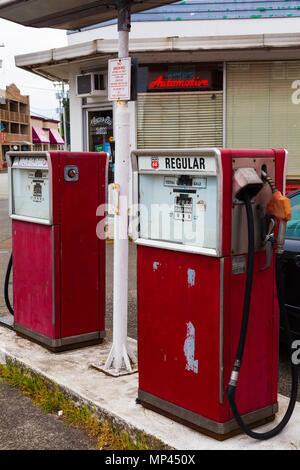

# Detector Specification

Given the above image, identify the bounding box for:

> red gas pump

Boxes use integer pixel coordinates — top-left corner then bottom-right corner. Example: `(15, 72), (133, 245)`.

(132, 148), (297, 440)
(6, 151), (108, 351)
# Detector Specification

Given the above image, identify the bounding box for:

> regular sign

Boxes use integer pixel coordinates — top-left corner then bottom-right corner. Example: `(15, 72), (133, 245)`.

(108, 57), (131, 101)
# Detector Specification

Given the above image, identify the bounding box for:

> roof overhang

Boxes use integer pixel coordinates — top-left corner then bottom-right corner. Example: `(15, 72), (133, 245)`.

(15, 33), (300, 83)
(0, 0), (176, 30)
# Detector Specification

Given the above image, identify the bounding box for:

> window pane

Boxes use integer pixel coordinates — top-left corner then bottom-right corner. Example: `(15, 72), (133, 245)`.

(88, 109), (113, 153)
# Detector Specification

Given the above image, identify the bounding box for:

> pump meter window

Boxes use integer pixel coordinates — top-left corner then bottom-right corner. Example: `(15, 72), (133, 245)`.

(11, 157), (50, 221)
(138, 155), (218, 250)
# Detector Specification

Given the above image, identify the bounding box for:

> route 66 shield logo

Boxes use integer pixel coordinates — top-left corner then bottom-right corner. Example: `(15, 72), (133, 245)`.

(151, 157), (159, 169)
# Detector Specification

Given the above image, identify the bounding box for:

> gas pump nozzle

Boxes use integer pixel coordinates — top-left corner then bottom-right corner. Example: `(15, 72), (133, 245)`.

(262, 170), (291, 254)
(266, 191), (291, 254)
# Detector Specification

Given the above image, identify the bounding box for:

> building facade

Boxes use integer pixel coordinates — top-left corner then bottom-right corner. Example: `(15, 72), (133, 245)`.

(14, 1), (300, 186)
(0, 84), (31, 170)
(0, 84), (65, 170)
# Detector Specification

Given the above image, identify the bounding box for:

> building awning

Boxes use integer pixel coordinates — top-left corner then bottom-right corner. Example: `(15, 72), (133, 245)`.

(32, 126), (50, 144)
(14, 33), (300, 83)
(49, 128), (64, 145)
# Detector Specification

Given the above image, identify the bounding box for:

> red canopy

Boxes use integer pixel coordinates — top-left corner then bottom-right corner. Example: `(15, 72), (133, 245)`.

(49, 128), (64, 145)
(32, 126), (50, 144)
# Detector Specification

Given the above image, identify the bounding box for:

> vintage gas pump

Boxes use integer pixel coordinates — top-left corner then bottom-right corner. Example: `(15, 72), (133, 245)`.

(132, 148), (297, 440)
(5, 151), (108, 351)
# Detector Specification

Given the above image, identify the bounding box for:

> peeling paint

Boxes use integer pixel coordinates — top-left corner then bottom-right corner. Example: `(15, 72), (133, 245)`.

(184, 322), (198, 374)
(187, 268), (195, 287)
(153, 261), (160, 271)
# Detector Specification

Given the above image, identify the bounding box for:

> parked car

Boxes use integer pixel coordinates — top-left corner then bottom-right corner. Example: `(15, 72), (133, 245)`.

(280, 189), (300, 340)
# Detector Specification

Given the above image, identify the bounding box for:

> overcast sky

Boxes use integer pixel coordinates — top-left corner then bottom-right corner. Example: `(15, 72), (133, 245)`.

(0, 18), (68, 119)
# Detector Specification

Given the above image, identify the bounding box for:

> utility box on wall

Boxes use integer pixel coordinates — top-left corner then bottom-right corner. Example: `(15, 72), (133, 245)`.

(7, 151), (108, 351)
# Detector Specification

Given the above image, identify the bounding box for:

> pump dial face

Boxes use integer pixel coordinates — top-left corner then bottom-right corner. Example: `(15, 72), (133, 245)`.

(174, 194), (193, 221)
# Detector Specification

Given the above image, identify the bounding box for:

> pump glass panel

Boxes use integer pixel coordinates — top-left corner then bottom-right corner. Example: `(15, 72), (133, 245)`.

(138, 155), (218, 250)
(11, 157), (50, 221)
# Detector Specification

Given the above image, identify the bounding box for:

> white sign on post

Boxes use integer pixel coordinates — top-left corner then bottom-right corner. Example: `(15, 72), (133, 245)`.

(108, 57), (131, 101)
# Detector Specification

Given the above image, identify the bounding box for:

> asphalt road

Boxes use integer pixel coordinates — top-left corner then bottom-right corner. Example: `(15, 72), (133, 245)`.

(0, 381), (95, 450)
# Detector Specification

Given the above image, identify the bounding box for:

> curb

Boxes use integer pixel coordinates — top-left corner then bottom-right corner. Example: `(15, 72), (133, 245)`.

(0, 347), (171, 450)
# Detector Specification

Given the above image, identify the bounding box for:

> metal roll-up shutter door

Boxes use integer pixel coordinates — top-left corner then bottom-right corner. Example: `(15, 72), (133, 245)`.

(137, 91), (223, 149)
(226, 61), (300, 179)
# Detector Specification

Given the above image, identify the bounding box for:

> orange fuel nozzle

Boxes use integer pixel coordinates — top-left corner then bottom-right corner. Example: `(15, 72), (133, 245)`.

(266, 191), (291, 224)
(261, 170), (291, 224)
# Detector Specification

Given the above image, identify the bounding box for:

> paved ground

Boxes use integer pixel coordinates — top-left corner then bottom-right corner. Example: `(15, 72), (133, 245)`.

(0, 381), (95, 450)
(1, 326), (300, 450)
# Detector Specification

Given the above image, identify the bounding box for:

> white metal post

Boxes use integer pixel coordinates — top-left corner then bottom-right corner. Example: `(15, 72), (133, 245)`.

(104, 2), (136, 374)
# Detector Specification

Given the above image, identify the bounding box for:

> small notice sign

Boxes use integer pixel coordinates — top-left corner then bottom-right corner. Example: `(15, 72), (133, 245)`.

(108, 58), (131, 101)
(232, 256), (246, 275)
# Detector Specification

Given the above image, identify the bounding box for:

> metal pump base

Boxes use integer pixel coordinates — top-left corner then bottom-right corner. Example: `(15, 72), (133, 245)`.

(138, 389), (278, 441)
(14, 323), (105, 353)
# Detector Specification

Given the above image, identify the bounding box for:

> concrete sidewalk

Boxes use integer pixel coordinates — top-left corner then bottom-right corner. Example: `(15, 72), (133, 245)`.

(0, 325), (300, 450)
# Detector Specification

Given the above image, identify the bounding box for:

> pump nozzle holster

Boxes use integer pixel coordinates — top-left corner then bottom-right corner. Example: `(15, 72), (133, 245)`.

(232, 167), (264, 201)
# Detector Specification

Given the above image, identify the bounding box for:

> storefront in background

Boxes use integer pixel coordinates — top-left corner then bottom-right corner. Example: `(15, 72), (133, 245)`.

(226, 60), (300, 187)
(81, 59), (300, 186)
(81, 62), (223, 184)
(136, 59), (300, 187)
(136, 62), (223, 150)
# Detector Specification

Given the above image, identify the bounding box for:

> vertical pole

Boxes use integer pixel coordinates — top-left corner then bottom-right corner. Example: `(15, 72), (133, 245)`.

(63, 103), (67, 150)
(104, 2), (136, 374)
(62, 82), (68, 151)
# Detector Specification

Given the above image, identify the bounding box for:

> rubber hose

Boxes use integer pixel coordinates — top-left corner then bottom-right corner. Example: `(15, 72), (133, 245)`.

(226, 191), (298, 440)
(4, 253), (14, 316)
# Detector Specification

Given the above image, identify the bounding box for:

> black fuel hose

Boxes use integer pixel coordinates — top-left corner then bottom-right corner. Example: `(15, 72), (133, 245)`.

(4, 253), (14, 316)
(226, 191), (298, 440)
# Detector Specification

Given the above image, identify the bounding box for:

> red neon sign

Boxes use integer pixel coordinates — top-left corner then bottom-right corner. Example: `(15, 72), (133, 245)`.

(150, 75), (209, 89)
